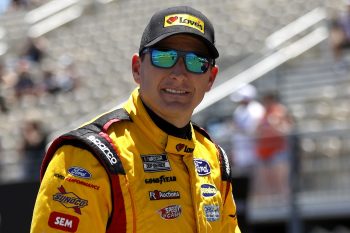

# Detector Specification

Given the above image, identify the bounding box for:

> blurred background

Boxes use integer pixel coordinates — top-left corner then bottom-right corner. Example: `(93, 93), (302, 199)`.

(0, 0), (349, 232)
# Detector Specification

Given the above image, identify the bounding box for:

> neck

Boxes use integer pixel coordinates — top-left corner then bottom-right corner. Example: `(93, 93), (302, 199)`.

(142, 101), (192, 140)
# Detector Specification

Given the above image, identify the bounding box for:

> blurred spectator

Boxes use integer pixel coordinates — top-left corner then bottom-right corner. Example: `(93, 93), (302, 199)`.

(40, 69), (60, 94)
(254, 92), (294, 199)
(230, 84), (264, 170)
(0, 62), (9, 113)
(11, 0), (32, 10)
(18, 117), (48, 180)
(13, 59), (36, 99)
(329, 0), (350, 70)
(55, 55), (80, 92)
(21, 37), (47, 65)
(229, 84), (264, 233)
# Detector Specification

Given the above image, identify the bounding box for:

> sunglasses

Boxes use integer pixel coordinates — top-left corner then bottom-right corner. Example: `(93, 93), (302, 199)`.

(142, 48), (214, 74)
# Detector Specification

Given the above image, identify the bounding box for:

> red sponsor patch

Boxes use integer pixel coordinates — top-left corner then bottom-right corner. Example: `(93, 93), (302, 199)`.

(166, 16), (178, 24)
(158, 205), (181, 219)
(48, 212), (79, 232)
(175, 143), (185, 152)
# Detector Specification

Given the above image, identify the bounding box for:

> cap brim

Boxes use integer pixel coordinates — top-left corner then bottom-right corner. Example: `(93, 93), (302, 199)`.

(143, 31), (219, 59)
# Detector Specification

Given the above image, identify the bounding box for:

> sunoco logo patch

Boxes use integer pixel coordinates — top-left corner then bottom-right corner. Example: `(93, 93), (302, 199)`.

(53, 185), (88, 215)
(164, 14), (204, 33)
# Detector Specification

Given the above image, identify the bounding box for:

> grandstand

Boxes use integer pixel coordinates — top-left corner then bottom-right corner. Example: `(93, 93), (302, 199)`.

(0, 0), (349, 232)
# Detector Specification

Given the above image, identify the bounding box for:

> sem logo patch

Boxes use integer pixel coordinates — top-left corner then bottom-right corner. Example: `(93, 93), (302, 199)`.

(201, 184), (217, 197)
(68, 167), (92, 179)
(141, 154), (171, 172)
(149, 190), (180, 200)
(194, 159), (211, 176)
(53, 185), (88, 214)
(204, 205), (220, 222)
(164, 14), (204, 33)
(158, 205), (182, 219)
(48, 212), (79, 232)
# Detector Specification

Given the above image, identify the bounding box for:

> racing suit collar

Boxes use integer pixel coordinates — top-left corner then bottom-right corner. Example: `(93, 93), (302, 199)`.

(142, 99), (192, 140)
(123, 88), (196, 156)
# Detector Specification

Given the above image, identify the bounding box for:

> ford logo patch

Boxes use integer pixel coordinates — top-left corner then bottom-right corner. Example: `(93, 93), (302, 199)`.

(68, 167), (92, 179)
(194, 159), (211, 176)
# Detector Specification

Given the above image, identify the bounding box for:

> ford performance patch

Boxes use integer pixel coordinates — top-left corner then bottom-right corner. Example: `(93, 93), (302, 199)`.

(68, 167), (92, 179)
(141, 154), (171, 172)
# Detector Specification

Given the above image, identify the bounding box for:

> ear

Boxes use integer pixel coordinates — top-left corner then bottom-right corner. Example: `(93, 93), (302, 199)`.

(206, 65), (219, 91)
(132, 53), (141, 84)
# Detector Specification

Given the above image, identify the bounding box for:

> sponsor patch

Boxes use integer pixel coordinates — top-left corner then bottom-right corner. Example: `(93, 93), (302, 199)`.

(194, 159), (211, 176)
(53, 174), (100, 190)
(145, 175), (176, 184)
(53, 185), (88, 214)
(201, 184), (217, 197)
(65, 177), (100, 190)
(204, 205), (220, 222)
(141, 154), (171, 172)
(48, 211), (79, 232)
(149, 190), (180, 200)
(164, 14), (204, 33)
(158, 205), (182, 220)
(68, 167), (92, 179)
(87, 135), (118, 165)
(219, 146), (231, 179)
(175, 143), (194, 153)
(54, 173), (65, 180)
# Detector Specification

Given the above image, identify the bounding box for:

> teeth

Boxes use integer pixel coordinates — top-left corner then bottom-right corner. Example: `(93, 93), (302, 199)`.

(165, 89), (186, 94)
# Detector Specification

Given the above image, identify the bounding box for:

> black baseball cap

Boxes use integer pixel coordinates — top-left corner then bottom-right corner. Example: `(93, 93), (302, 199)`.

(139, 6), (219, 59)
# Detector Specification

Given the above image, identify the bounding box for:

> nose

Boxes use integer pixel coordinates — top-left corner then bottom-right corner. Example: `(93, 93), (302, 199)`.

(170, 57), (187, 76)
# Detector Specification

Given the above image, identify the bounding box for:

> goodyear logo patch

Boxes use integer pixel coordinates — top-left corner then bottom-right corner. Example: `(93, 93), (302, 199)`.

(164, 14), (204, 33)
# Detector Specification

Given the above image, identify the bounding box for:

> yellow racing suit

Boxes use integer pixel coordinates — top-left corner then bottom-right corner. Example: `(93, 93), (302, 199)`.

(30, 88), (241, 233)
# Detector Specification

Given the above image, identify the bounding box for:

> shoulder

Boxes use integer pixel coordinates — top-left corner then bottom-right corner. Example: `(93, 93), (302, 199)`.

(192, 122), (232, 181)
(42, 108), (131, 178)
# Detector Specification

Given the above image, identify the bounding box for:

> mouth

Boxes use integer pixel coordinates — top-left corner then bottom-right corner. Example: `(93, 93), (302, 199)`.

(163, 88), (189, 95)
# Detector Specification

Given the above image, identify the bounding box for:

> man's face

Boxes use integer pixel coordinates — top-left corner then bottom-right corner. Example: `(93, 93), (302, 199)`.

(132, 34), (218, 127)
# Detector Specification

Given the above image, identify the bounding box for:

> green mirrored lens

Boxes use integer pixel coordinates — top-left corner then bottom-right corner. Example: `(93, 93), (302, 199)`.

(185, 53), (210, 73)
(151, 50), (177, 68)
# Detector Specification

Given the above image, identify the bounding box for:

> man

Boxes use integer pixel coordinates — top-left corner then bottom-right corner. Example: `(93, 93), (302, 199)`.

(30, 6), (241, 233)
(330, 0), (350, 69)
(230, 84), (264, 170)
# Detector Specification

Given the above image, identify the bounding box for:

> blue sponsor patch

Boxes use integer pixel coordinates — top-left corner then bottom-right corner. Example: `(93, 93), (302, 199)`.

(68, 167), (92, 179)
(194, 159), (211, 176)
(201, 184), (217, 197)
(204, 205), (220, 222)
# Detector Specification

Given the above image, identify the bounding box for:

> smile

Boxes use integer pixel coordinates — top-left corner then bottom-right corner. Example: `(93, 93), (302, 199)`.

(164, 88), (188, 94)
